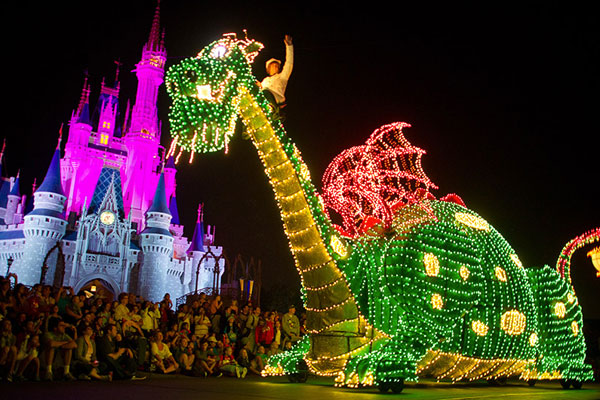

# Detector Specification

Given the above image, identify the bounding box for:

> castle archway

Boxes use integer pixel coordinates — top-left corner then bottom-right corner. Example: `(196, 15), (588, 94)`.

(74, 274), (120, 301)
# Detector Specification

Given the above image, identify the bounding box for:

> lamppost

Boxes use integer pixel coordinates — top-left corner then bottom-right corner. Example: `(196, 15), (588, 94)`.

(40, 264), (49, 285)
(6, 257), (13, 276)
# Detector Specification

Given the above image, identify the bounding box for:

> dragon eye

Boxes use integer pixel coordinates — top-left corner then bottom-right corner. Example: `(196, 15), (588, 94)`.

(185, 70), (197, 82)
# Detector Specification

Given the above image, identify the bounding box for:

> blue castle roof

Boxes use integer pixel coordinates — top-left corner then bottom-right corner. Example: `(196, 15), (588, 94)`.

(169, 195), (180, 225)
(147, 173), (170, 215)
(37, 148), (65, 196)
(77, 102), (91, 125)
(188, 218), (204, 253)
(0, 179), (9, 208)
(9, 176), (20, 197)
(165, 156), (176, 170)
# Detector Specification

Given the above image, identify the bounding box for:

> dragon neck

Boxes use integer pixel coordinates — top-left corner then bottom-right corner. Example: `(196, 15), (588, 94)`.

(235, 86), (361, 333)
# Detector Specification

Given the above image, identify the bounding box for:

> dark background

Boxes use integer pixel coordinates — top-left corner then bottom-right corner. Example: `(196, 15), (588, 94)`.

(2, 2), (598, 315)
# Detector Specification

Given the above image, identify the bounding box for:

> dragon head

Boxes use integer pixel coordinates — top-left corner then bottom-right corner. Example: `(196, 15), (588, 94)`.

(165, 33), (263, 159)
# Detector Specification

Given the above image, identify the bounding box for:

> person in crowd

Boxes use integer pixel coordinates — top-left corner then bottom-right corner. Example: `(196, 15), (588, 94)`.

(165, 322), (180, 346)
(193, 307), (211, 339)
(97, 323), (142, 380)
(255, 311), (274, 347)
(193, 340), (218, 377)
(282, 304), (301, 346)
(150, 331), (178, 374)
(177, 304), (193, 331)
(267, 341), (281, 358)
(140, 301), (159, 337)
(218, 346), (246, 378)
(249, 345), (267, 375)
(1, 319), (18, 381)
(73, 325), (111, 381)
(14, 333), (40, 381)
(178, 338), (195, 375)
(224, 316), (239, 345)
(209, 295), (223, 316)
(236, 348), (252, 377)
(42, 318), (78, 381)
(245, 306), (260, 351)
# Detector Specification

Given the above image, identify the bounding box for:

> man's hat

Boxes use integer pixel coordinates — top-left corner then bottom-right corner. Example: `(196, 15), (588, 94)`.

(289, 304), (296, 309)
(265, 58), (281, 69)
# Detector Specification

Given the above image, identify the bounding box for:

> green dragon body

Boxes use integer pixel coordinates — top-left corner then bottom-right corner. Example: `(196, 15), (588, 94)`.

(165, 34), (597, 391)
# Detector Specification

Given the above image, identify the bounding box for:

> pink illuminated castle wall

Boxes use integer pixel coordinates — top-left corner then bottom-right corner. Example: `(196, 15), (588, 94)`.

(62, 5), (174, 230)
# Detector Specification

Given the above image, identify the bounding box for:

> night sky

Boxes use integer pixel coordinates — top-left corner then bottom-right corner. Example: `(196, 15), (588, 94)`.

(3, 2), (599, 315)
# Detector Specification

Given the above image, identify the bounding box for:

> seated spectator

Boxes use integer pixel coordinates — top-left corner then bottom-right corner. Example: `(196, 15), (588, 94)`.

(236, 348), (252, 377)
(223, 316), (239, 345)
(96, 324), (141, 380)
(73, 325), (111, 381)
(150, 331), (178, 374)
(14, 333), (40, 381)
(193, 340), (217, 377)
(38, 286), (56, 314)
(97, 302), (112, 328)
(267, 341), (281, 358)
(179, 322), (192, 340)
(177, 304), (193, 331)
(0, 275), (16, 318)
(1, 319), (18, 381)
(42, 318), (78, 381)
(249, 345), (267, 375)
(178, 339), (195, 375)
(43, 305), (62, 332)
(218, 346), (246, 378)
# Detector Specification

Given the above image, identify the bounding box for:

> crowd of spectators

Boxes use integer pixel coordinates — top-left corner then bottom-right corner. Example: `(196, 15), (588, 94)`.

(0, 272), (306, 383)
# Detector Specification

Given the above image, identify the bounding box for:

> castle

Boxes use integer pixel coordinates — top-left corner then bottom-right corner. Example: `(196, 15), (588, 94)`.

(0, 4), (224, 302)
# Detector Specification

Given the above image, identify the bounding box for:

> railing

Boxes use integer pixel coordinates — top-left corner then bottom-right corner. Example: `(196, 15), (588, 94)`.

(175, 286), (242, 309)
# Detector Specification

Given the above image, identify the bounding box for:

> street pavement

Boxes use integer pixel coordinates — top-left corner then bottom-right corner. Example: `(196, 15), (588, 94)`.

(2, 374), (599, 400)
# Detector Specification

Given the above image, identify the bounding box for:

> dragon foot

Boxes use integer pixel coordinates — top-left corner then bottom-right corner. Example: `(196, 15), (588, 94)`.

(262, 336), (310, 380)
(333, 343), (421, 392)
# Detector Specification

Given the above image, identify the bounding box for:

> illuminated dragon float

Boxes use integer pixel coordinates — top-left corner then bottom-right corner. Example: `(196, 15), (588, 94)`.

(165, 34), (599, 392)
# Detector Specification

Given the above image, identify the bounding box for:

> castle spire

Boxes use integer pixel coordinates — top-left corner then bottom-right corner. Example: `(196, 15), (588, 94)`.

(148, 0), (162, 52)
(0, 138), (5, 176)
(57, 124), (63, 149)
(75, 73), (91, 124)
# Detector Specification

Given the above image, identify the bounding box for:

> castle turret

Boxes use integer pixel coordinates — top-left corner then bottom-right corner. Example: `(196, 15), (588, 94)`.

(4, 171), (21, 225)
(123, 1), (167, 227)
(138, 172), (173, 301)
(187, 204), (206, 292)
(20, 144), (67, 286)
(163, 156), (177, 203)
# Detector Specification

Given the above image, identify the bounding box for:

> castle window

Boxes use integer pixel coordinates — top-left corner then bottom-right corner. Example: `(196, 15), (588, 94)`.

(102, 121), (111, 129)
(100, 134), (109, 145)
